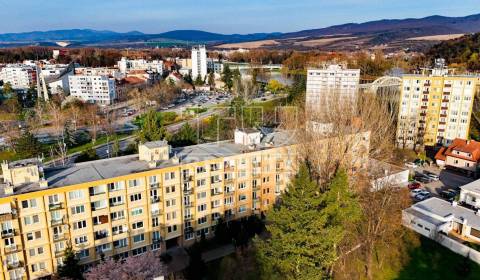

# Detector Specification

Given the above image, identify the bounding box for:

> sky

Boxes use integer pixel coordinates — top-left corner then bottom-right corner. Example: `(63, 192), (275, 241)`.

(0, 0), (479, 34)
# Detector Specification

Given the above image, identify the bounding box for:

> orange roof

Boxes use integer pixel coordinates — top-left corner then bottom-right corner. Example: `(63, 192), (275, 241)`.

(128, 69), (148, 75)
(435, 138), (480, 162)
(123, 77), (146, 85)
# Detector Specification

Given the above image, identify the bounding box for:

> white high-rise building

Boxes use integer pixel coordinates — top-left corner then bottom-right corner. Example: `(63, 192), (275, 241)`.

(306, 64), (360, 114)
(0, 64), (37, 90)
(69, 75), (116, 105)
(192, 45), (207, 81)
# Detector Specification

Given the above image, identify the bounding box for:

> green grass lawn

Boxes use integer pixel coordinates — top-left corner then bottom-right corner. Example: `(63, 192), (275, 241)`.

(396, 237), (480, 280)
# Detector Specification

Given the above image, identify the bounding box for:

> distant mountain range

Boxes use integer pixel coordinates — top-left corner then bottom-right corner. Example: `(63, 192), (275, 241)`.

(1, 13), (480, 49)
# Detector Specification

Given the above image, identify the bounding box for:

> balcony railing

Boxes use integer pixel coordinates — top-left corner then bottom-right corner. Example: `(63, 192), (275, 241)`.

(49, 202), (63, 211)
(184, 215), (193, 221)
(151, 197), (161, 204)
(183, 188), (194, 195)
(53, 233), (68, 241)
(6, 261), (23, 270)
(150, 183), (160, 189)
(55, 250), (66, 258)
(4, 244), (21, 254)
(151, 210), (162, 216)
(94, 232), (109, 240)
(182, 175), (193, 182)
(89, 190), (106, 196)
(184, 202), (194, 208)
(51, 217), (66, 226)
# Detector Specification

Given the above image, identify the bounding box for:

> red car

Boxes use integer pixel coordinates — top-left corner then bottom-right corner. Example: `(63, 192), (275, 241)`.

(408, 182), (421, 190)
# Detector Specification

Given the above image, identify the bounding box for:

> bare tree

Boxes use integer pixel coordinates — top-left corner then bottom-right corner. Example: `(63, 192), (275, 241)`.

(84, 251), (167, 280)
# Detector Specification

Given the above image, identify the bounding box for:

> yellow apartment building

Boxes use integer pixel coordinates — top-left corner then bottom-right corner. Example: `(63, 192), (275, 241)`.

(396, 59), (480, 148)
(0, 128), (369, 279)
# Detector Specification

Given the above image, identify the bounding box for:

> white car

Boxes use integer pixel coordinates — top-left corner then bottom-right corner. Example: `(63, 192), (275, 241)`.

(424, 173), (440, 181)
(410, 189), (423, 197)
(405, 162), (418, 168)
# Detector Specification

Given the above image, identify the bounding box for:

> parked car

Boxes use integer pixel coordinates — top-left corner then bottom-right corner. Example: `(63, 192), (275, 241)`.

(410, 189), (423, 197)
(423, 170), (440, 181)
(440, 190), (456, 201)
(405, 162), (418, 168)
(415, 175), (432, 184)
(408, 182), (422, 190)
(415, 192), (431, 201)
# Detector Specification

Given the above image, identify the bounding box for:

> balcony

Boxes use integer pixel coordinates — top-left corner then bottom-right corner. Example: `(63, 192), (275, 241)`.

(151, 196), (161, 204)
(1, 229), (15, 238)
(440, 114), (447, 118)
(89, 190), (106, 196)
(184, 226), (194, 234)
(49, 202), (64, 211)
(151, 209), (162, 217)
(183, 188), (193, 195)
(224, 189), (235, 194)
(252, 173), (261, 178)
(55, 250), (66, 258)
(152, 237), (162, 244)
(252, 162), (261, 168)
(442, 99), (449, 103)
(211, 190), (223, 196)
(184, 202), (194, 208)
(4, 244), (21, 254)
(224, 165), (235, 172)
(94, 232), (109, 240)
(441, 107), (448, 110)
(53, 233), (68, 241)
(150, 183), (160, 189)
(0, 210), (17, 222)
(51, 217), (66, 226)
(445, 84), (452, 88)
(420, 106), (428, 109)
(184, 215), (193, 221)
(7, 261), (23, 270)
(421, 98), (429, 102)
(109, 201), (124, 207)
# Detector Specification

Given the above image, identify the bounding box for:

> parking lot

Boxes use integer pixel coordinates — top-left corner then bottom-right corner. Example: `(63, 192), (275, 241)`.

(407, 165), (475, 201)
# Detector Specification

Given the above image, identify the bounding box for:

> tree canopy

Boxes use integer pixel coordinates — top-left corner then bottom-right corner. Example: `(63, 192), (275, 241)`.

(137, 110), (168, 142)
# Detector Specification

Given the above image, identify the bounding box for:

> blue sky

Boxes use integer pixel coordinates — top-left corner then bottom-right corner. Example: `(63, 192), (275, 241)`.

(0, 0), (478, 34)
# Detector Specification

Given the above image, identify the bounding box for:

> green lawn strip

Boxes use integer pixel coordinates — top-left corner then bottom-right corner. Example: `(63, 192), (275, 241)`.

(396, 237), (480, 280)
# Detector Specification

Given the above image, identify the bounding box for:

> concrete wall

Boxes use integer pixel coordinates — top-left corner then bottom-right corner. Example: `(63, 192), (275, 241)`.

(437, 234), (480, 265)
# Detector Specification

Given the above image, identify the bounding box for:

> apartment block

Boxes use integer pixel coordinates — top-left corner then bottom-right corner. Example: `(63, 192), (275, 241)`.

(0, 65), (37, 90)
(305, 64), (360, 116)
(192, 45), (207, 81)
(0, 129), (301, 279)
(68, 75), (116, 105)
(117, 58), (163, 75)
(396, 59), (480, 148)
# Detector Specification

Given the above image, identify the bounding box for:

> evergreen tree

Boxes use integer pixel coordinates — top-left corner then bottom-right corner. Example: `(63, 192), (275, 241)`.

(221, 65), (233, 91)
(138, 110), (168, 142)
(254, 165), (360, 280)
(194, 74), (204, 86)
(63, 122), (76, 148)
(14, 130), (43, 159)
(171, 123), (197, 147)
(57, 246), (84, 280)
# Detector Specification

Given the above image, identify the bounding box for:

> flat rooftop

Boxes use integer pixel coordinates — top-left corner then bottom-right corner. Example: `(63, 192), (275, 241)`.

(460, 179), (480, 194)
(413, 197), (480, 229)
(3, 130), (295, 198)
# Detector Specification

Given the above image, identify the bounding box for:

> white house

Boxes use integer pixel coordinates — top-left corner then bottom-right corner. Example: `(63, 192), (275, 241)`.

(0, 64), (37, 90)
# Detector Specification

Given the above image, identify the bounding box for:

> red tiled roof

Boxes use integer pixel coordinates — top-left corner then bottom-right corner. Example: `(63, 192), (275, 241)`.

(128, 69), (147, 75)
(123, 77), (146, 85)
(435, 138), (480, 162)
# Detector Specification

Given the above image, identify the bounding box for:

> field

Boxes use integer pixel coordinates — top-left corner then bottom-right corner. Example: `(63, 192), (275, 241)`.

(216, 39), (280, 49)
(407, 34), (465, 41)
(293, 36), (357, 47)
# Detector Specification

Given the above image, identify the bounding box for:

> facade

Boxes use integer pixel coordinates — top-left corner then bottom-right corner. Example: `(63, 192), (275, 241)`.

(192, 45), (207, 81)
(435, 138), (480, 176)
(207, 59), (224, 74)
(0, 129), (301, 279)
(396, 60), (480, 147)
(305, 64), (360, 116)
(117, 58), (163, 75)
(68, 75), (116, 105)
(0, 65), (37, 90)
(38, 63), (75, 96)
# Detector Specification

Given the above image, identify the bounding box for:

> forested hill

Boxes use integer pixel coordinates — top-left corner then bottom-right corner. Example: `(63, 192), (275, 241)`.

(427, 33), (480, 70)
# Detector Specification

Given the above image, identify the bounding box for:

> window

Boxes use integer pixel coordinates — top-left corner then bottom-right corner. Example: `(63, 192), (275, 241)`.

(73, 220), (87, 230)
(128, 179), (142, 188)
(24, 215), (39, 225)
(26, 231), (42, 241)
(29, 247), (44, 257)
(113, 238), (128, 249)
(92, 215), (109, 225)
(198, 216), (207, 224)
(152, 217), (159, 227)
(96, 243), (111, 253)
(91, 200), (107, 211)
(108, 182), (125, 192)
(166, 185), (176, 193)
(167, 225), (177, 233)
(71, 205), (85, 215)
(130, 193), (142, 202)
(239, 205), (247, 213)
(166, 199), (176, 207)
(21, 199), (37, 209)
(185, 232), (194, 240)
(76, 249), (89, 259)
(69, 190), (84, 200)
(110, 210), (125, 221)
(109, 196), (124, 206)
(166, 211), (177, 220)
(31, 262), (46, 272)
(196, 179), (206, 187)
(197, 192), (207, 199)
(132, 221), (144, 230)
(238, 182), (246, 189)
(196, 228), (209, 237)
(133, 233), (145, 243)
(196, 166), (206, 173)
(164, 172), (176, 180)
(131, 207), (143, 216)
(75, 236), (88, 245)
(239, 194), (247, 201)
(198, 204), (207, 212)
(112, 225), (126, 235)
(132, 246), (147, 256)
